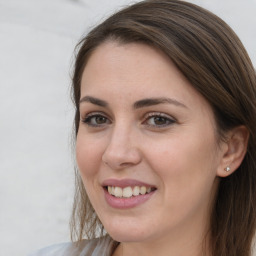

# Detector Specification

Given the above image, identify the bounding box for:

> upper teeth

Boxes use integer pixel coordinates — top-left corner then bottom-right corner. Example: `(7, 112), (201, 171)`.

(107, 186), (153, 198)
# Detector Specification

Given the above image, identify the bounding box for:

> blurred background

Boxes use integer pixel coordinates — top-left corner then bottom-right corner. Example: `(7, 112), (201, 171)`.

(0, 0), (255, 255)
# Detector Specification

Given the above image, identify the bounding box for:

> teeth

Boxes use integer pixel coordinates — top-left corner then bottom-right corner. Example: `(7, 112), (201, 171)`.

(133, 186), (140, 196)
(107, 185), (154, 198)
(114, 187), (123, 198)
(140, 186), (147, 195)
(123, 187), (133, 198)
(111, 186), (115, 196)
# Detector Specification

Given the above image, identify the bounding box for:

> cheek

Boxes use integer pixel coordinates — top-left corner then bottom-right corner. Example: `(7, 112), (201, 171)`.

(147, 136), (219, 225)
(76, 133), (103, 179)
(145, 131), (218, 196)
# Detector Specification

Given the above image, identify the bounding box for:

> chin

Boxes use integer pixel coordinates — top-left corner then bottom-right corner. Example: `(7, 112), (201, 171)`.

(103, 220), (152, 243)
(108, 230), (148, 243)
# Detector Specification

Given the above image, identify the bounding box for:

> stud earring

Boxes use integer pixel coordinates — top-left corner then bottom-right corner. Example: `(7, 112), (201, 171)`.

(224, 166), (231, 172)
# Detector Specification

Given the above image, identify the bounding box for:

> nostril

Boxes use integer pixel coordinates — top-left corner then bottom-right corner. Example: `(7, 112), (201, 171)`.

(103, 160), (108, 166)
(120, 162), (133, 167)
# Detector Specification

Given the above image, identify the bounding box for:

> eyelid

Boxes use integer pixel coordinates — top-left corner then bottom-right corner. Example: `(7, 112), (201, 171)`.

(144, 111), (176, 120)
(80, 111), (111, 126)
(81, 111), (109, 119)
(142, 111), (176, 127)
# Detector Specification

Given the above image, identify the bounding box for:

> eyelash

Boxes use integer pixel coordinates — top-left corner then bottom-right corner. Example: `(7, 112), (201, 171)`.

(143, 112), (176, 128)
(81, 112), (176, 128)
(81, 112), (110, 127)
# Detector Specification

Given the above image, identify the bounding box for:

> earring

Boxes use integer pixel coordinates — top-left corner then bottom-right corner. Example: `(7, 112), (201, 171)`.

(224, 166), (231, 172)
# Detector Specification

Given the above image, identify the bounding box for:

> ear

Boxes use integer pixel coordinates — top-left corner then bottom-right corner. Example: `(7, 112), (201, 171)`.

(217, 126), (249, 177)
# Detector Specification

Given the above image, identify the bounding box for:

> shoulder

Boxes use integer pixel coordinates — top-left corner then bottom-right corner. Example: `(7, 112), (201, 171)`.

(28, 236), (119, 256)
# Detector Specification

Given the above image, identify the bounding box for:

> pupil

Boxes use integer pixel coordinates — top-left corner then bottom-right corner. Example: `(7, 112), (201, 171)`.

(154, 117), (166, 125)
(96, 116), (106, 124)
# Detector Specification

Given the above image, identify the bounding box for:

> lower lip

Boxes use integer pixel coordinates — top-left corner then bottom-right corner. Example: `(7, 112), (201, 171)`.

(103, 189), (156, 209)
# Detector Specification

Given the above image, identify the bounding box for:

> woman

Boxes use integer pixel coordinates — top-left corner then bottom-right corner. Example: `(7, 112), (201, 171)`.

(31, 0), (256, 255)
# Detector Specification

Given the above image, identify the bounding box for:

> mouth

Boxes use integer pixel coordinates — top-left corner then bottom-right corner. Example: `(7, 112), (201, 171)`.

(102, 179), (157, 208)
(104, 185), (157, 198)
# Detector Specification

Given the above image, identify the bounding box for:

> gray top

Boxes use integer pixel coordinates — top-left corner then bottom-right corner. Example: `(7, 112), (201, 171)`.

(29, 236), (119, 256)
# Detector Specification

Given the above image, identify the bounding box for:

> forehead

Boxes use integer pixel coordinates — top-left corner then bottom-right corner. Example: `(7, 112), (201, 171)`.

(81, 41), (190, 96)
(81, 41), (209, 106)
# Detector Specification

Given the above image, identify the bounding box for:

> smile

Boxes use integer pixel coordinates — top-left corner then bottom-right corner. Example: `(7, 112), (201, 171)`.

(106, 186), (155, 198)
(102, 179), (157, 208)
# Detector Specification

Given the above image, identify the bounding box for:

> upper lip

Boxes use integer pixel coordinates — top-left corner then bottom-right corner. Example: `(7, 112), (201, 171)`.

(102, 179), (156, 188)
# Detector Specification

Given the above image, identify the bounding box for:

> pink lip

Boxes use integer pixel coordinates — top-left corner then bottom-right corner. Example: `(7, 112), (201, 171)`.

(102, 179), (157, 209)
(103, 189), (156, 209)
(102, 179), (155, 188)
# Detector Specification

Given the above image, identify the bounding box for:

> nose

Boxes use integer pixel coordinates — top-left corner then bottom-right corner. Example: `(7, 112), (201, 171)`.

(102, 126), (142, 170)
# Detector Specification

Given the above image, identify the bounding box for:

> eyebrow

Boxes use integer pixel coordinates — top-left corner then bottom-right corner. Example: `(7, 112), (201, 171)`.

(133, 97), (187, 109)
(79, 96), (108, 107)
(79, 96), (187, 109)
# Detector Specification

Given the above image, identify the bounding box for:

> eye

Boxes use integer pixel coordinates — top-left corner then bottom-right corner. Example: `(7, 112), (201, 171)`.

(81, 113), (110, 127)
(144, 112), (175, 128)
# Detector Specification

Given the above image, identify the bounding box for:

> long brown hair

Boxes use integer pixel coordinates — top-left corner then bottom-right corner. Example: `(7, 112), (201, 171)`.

(70, 1), (256, 255)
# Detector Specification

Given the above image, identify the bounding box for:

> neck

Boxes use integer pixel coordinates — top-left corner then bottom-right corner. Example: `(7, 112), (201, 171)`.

(112, 218), (211, 256)
(114, 236), (210, 256)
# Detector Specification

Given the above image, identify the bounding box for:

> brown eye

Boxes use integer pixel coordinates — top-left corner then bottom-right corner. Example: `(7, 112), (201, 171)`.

(82, 114), (110, 126)
(145, 114), (175, 127)
(94, 116), (107, 124)
(152, 116), (168, 125)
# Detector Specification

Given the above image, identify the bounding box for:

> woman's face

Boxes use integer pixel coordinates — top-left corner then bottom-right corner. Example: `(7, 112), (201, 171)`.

(76, 42), (225, 244)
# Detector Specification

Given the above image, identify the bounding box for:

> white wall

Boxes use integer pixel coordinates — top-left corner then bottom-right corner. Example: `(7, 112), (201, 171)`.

(0, 1), (255, 255)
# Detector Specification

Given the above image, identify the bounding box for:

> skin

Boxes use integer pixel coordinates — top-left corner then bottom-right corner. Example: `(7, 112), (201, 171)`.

(76, 41), (239, 256)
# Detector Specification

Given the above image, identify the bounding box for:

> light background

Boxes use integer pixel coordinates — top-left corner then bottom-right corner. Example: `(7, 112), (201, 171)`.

(0, 0), (255, 255)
